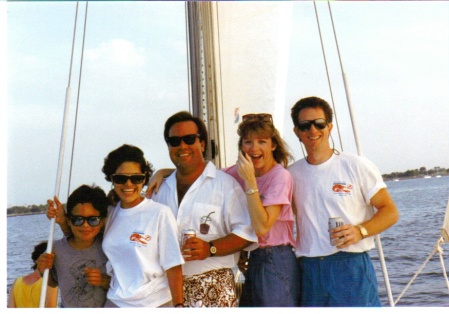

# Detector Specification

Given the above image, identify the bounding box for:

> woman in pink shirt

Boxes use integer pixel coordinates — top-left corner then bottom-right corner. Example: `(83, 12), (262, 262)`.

(221, 113), (299, 307)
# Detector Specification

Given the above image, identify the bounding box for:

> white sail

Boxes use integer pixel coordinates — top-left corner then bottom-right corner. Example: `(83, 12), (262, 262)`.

(187, 2), (293, 168)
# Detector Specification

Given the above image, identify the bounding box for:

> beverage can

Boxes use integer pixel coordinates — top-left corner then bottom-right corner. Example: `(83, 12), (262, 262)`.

(181, 229), (196, 257)
(182, 229), (196, 246)
(328, 217), (344, 246)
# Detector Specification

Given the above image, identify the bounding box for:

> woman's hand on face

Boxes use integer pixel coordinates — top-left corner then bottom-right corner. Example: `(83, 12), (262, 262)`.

(236, 151), (255, 181)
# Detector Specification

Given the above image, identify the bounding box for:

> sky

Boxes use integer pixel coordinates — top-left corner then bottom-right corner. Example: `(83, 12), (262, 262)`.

(3, 1), (449, 208)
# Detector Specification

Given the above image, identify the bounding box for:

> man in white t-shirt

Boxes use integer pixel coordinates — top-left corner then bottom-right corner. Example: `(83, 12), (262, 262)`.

(151, 111), (257, 307)
(288, 96), (399, 306)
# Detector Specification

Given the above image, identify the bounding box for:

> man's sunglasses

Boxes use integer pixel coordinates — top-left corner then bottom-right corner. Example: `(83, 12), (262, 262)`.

(68, 215), (103, 227)
(166, 134), (201, 147)
(111, 174), (146, 185)
(297, 118), (328, 132)
(242, 113), (273, 123)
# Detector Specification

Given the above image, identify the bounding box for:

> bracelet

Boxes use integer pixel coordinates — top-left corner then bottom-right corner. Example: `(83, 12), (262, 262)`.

(174, 303), (184, 308)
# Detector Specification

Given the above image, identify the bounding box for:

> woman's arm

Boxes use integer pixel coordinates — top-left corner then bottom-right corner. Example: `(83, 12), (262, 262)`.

(236, 152), (281, 236)
(166, 265), (183, 307)
(7, 279), (17, 308)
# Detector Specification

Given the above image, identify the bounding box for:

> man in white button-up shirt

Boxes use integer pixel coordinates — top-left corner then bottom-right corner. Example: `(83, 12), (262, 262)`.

(151, 111), (257, 307)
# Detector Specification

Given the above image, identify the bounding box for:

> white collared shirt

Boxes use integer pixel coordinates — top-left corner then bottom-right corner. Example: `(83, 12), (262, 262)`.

(152, 161), (257, 276)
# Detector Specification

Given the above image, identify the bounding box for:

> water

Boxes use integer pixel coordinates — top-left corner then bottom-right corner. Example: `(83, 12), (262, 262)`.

(7, 215), (63, 295)
(371, 176), (449, 306)
(6, 176), (449, 306)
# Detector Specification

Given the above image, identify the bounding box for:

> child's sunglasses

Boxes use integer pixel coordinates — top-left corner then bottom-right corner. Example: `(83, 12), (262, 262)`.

(68, 215), (103, 227)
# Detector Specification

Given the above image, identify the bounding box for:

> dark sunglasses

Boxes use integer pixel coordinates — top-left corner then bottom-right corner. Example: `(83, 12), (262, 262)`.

(166, 134), (200, 147)
(242, 113), (273, 123)
(111, 174), (146, 185)
(297, 118), (328, 132)
(68, 215), (103, 227)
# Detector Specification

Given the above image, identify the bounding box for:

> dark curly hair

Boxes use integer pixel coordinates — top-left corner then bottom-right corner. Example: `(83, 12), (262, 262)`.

(102, 144), (154, 185)
(31, 241), (47, 270)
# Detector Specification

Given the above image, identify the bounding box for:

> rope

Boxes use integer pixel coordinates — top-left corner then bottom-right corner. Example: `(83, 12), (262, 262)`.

(394, 237), (448, 305)
(437, 238), (449, 291)
(67, 1), (89, 196)
(312, 1), (343, 152)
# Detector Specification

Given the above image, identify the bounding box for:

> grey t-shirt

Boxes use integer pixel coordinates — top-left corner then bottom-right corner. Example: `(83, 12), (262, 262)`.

(51, 235), (108, 307)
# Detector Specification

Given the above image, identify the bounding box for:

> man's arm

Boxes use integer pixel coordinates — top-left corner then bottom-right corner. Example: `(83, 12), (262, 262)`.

(334, 188), (399, 248)
(182, 233), (253, 261)
(364, 187), (399, 236)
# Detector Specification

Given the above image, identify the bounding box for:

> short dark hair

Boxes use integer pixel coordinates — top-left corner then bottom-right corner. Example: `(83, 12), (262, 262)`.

(66, 184), (109, 218)
(31, 241), (47, 270)
(163, 111), (208, 158)
(291, 96), (333, 129)
(102, 144), (154, 185)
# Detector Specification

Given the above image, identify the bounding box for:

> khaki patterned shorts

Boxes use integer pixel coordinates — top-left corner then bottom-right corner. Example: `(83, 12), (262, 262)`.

(183, 268), (237, 307)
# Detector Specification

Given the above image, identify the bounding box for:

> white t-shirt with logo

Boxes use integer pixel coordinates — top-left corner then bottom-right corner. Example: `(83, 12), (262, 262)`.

(103, 198), (184, 307)
(288, 152), (386, 257)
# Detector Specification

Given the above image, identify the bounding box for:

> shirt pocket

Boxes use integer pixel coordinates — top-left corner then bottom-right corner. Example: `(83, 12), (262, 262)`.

(191, 203), (222, 238)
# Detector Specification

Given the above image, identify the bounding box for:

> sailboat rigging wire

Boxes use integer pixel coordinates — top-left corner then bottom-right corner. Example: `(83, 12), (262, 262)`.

(394, 237), (449, 304)
(325, 1), (395, 306)
(67, 1), (89, 196)
(39, 1), (80, 308)
(312, 0), (343, 152)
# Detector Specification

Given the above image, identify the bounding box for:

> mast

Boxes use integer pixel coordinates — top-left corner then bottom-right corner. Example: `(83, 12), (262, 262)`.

(39, 1), (80, 308)
(39, 1), (89, 307)
(186, 1), (292, 168)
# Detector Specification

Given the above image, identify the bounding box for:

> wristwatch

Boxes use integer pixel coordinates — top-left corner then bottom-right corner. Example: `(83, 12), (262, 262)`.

(356, 225), (369, 238)
(245, 188), (259, 195)
(209, 241), (217, 257)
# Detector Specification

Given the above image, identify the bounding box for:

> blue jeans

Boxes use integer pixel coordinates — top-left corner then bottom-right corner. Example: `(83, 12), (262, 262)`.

(242, 245), (300, 307)
(298, 251), (381, 307)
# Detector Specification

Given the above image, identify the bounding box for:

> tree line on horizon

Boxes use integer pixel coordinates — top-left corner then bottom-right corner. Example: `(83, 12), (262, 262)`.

(382, 166), (448, 181)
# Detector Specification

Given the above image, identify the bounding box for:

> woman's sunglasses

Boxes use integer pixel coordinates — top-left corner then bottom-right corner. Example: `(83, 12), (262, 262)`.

(68, 215), (103, 227)
(166, 134), (200, 147)
(242, 113), (272, 123)
(297, 118), (328, 132)
(111, 174), (146, 185)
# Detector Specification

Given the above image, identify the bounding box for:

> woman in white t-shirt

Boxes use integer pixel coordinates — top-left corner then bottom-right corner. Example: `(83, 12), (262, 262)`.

(101, 144), (184, 308)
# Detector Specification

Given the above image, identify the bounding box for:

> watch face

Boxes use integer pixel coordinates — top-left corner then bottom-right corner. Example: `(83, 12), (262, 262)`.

(210, 246), (217, 254)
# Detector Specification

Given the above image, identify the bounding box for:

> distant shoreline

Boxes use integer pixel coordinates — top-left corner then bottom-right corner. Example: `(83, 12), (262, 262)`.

(7, 211), (46, 218)
(384, 174), (448, 182)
